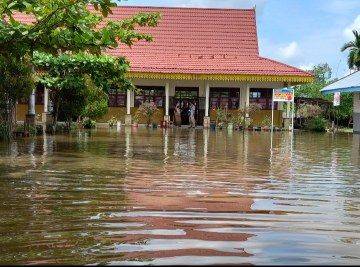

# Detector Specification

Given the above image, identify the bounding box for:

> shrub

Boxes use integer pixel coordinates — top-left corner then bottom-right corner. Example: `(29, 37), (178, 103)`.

(260, 115), (272, 127)
(297, 104), (323, 119)
(0, 123), (10, 140)
(215, 107), (228, 127)
(82, 118), (96, 129)
(137, 101), (158, 125)
(108, 117), (117, 127)
(305, 116), (328, 132)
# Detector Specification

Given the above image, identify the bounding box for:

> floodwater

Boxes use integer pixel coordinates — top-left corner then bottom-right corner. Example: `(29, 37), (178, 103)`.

(0, 128), (359, 265)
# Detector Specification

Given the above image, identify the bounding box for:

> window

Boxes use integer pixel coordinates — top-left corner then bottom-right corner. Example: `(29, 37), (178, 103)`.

(109, 89), (126, 107)
(135, 86), (165, 107)
(250, 89), (277, 109)
(210, 88), (239, 109)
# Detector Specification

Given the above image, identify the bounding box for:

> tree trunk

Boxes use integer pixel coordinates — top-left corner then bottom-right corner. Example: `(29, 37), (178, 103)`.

(2, 93), (17, 140)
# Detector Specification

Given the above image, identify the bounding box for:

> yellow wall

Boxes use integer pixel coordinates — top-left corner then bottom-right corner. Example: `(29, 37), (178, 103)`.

(16, 104), (44, 122)
(98, 107), (165, 124)
(16, 104), (281, 127)
(210, 109), (282, 127)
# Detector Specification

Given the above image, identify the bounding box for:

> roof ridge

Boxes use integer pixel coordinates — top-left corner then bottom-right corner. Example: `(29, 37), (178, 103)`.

(113, 5), (256, 12)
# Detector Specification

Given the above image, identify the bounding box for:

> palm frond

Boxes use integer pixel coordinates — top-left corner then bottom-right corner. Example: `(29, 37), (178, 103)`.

(341, 41), (355, 51)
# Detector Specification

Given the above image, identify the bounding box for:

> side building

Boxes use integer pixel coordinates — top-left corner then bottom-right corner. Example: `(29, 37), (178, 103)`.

(16, 6), (313, 127)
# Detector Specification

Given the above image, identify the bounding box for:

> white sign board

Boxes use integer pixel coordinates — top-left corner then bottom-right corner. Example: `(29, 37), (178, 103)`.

(333, 92), (341, 107)
(273, 88), (294, 102)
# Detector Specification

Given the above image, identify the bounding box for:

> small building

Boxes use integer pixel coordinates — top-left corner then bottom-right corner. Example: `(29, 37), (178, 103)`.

(17, 6), (313, 127)
(321, 70), (360, 133)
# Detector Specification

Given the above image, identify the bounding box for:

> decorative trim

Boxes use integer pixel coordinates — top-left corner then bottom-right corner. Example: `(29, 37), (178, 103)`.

(127, 72), (314, 84)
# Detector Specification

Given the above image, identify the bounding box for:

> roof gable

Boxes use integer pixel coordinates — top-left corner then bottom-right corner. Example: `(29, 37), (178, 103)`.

(102, 6), (259, 57)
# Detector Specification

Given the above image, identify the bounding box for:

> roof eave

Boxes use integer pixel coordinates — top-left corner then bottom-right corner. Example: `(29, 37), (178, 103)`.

(127, 71), (314, 84)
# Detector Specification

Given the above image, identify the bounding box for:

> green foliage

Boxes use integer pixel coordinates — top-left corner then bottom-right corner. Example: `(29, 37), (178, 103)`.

(82, 118), (96, 129)
(260, 115), (272, 127)
(33, 53), (132, 123)
(137, 101), (158, 125)
(341, 30), (360, 70)
(0, 123), (10, 141)
(0, 0), (160, 57)
(295, 63), (333, 98)
(305, 116), (328, 132)
(294, 63), (354, 127)
(0, 55), (34, 139)
(108, 116), (117, 127)
(297, 104), (323, 118)
(334, 93), (354, 122)
(215, 107), (228, 127)
(82, 77), (109, 119)
(15, 124), (38, 136)
(0, 0), (160, 138)
(34, 52), (133, 93)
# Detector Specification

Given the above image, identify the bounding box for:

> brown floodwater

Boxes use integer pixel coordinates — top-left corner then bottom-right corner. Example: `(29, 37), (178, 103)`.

(0, 128), (359, 265)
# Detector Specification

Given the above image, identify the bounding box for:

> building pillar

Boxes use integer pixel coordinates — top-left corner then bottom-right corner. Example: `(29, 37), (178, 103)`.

(244, 84), (251, 126)
(354, 92), (360, 134)
(125, 89), (132, 125)
(26, 88), (36, 125)
(203, 82), (210, 128)
(283, 102), (292, 130)
(164, 82), (170, 123)
(245, 84), (250, 109)
(42, 87), (53, 125)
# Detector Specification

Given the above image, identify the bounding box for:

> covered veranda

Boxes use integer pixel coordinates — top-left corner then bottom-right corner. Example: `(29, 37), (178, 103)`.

(321, 70), (360, 133)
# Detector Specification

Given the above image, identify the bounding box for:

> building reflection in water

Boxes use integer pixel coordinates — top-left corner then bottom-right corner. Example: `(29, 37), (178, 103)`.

(1, 129), (359, 264)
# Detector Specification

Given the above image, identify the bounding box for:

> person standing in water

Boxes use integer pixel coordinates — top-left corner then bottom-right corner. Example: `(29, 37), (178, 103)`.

(189, 102), (196, 128)
(174, 102), (182, 127)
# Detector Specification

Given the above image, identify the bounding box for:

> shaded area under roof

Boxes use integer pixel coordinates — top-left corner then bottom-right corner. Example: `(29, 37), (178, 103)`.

(321, 71), (360, 94)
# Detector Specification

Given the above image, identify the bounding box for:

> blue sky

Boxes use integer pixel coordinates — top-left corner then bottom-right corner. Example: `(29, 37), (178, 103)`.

(116, 0), (360, 78)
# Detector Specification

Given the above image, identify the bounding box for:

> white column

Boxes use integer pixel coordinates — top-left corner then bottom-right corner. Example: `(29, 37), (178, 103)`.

(28, 88), (36, 115)
(244, 84), (250, 118)
(44, 87), (49, 113)
(126, 89), (131, 115)
(205, 82), (210, 117)
(165, 82), (170, 116)
(245, 84), (250, 108)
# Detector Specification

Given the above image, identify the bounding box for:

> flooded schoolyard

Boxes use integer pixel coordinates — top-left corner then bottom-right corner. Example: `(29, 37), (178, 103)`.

(0, 128), (359, 265)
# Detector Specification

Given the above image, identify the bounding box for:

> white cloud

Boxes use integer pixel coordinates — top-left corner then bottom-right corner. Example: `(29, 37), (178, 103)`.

(299, 63), (315, 71)
(325, 0), (360, 14)
(343, 15), (360, 40)
(278, 41), (299, 59)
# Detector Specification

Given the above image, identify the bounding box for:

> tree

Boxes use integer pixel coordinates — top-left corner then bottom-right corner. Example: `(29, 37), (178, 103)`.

(0, 0), (160, 138)
(33, 52), (135, 125)
(0, 56), (34, 139)
(295, 63), (333, 98)
(295, 63), (354, 127)
(341, 30), (360, 70)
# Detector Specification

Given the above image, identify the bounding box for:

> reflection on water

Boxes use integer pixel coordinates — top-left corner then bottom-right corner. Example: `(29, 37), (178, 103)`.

(0, 129), (359, 265)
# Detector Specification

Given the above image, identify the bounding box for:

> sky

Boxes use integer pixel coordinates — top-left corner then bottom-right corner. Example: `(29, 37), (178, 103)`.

(116, 0), (360, 78)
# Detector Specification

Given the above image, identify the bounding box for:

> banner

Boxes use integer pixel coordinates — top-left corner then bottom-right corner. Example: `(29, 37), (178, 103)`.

(273, 88), (294, 102)
(333, 92), (341, 107)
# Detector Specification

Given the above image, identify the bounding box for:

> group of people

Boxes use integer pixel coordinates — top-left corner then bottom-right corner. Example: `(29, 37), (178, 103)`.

(174, 101), (197, 128)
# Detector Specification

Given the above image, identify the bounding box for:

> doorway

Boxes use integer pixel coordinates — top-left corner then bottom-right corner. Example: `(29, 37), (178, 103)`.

(172, 87), (203, 126)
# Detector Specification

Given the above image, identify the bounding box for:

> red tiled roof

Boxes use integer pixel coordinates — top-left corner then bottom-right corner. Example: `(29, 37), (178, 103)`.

(12, 6), (312, 78)
(102, 6), (311, 78)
